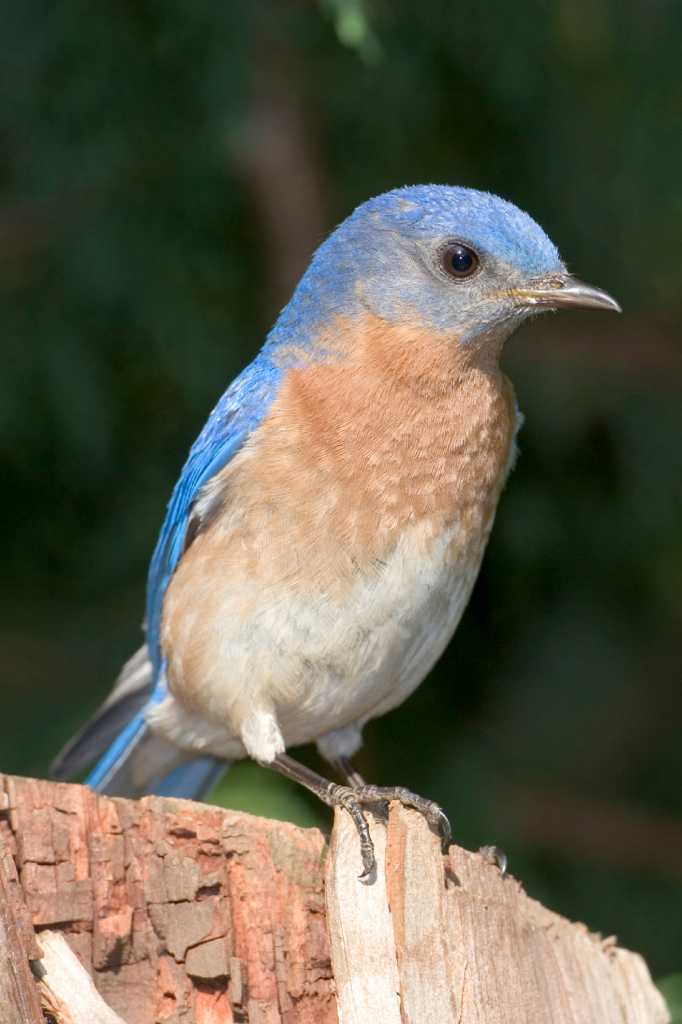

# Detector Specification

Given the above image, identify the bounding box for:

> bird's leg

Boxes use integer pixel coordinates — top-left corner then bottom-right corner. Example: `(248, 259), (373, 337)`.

(268, 753), (376, 881)
(331, 754), (367, 789)
(330, 755), (452, 852)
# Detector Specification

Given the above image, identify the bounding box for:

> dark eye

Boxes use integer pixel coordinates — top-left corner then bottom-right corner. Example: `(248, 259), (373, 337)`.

(441, 242), (479, 279)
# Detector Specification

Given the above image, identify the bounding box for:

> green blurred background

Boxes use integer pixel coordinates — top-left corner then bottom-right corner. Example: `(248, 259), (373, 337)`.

(2, 0), (681, 1002)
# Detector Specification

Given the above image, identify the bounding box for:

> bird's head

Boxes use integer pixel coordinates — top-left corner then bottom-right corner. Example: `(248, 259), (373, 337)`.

(286, 184), (619, 351)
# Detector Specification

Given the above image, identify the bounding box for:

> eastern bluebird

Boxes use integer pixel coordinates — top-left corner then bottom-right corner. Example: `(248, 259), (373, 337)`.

(52, 185), (619, 876)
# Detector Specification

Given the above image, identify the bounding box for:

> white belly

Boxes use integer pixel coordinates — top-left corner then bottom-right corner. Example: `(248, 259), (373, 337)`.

(150, 519), (488, 760)
(278, 520), (484, 737)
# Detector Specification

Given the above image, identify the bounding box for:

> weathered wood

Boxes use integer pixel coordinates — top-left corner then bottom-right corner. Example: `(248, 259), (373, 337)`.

(0, 773), (671, 1024)
(0, 773), (335, 1024)
(327, 804), (670, 1024)
(325, 802), (401, 1021)
(0, 838), (43, 1024)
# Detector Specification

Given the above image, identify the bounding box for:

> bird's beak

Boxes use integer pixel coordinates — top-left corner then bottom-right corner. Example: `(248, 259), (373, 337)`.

(513, 275), (622, 313)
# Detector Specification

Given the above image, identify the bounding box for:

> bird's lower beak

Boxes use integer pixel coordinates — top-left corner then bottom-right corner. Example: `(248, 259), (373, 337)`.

(514, 275), (622, 313)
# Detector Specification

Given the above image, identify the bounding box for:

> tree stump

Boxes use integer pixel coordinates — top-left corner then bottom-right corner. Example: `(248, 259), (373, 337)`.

(0, 772), (670, 1024)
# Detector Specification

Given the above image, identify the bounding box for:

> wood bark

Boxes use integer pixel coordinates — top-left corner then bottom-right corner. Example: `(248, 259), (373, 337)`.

(0, 772), (670, 1024)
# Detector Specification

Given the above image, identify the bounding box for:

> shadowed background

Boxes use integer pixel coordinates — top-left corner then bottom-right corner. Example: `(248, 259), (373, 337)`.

(2, 0), (681, 1002)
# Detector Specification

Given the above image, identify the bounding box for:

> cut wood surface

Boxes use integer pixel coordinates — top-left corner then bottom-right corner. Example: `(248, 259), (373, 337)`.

(35, 930), (127, 1024)
(0, 772), (670, 1024)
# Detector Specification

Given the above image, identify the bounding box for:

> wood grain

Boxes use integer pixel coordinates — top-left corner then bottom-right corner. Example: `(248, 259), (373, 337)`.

(36, 930), (127, 1024)
(326, 804), (670, 1024)
(0, 773), (671, 1024)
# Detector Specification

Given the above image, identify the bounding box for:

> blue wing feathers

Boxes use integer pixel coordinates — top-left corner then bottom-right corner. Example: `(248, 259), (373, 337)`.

(58, 351), (284, 801)
(145, 354), (283, 672)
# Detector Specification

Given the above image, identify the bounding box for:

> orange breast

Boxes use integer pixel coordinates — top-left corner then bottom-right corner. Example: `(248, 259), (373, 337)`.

(167, 313), (517, 600)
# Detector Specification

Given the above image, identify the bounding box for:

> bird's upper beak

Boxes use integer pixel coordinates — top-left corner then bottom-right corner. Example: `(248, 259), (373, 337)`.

(513, 274), (622, 313)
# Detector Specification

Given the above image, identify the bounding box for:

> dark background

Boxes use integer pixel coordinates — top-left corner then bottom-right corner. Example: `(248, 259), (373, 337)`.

(2, 1), (681, 1004)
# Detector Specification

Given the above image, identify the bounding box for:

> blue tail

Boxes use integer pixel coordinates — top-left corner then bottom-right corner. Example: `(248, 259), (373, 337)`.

(84, 710), (226, 800)
(52, 645), (228, 802)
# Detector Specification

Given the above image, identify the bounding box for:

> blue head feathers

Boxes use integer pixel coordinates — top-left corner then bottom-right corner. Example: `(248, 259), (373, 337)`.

(267, 184), (564, 344)
(360, 185), (561, 276)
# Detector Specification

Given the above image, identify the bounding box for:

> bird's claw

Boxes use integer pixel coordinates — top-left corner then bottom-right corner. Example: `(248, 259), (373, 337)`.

(360, 784), (451, 852)
(479, 844), (508, 876)
(418, 801), (451, 850)
(358, 838), (376, 883)
(434, 807), (452, 852)
(329, 785), (377, 883)
(399, 794), (451, 850)
(332, 781), (450, 880)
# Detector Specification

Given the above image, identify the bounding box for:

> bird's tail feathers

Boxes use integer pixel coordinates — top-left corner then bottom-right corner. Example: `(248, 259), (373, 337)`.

(86, 716), (228, 800)
(51, 644), (228, 802)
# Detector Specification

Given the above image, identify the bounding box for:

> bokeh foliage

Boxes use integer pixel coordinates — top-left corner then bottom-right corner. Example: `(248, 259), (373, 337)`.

(2, 0), (680, 984)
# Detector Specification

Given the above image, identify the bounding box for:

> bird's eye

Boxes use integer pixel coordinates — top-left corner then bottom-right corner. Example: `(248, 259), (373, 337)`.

(441, 242), (479, 279)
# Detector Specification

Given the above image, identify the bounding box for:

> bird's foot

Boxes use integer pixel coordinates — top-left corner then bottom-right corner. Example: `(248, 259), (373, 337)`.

(346, 783), (452, 853)
(325, 783), (377, 882)
(268, 754), (449, 882)
(268, 755), (378, 881)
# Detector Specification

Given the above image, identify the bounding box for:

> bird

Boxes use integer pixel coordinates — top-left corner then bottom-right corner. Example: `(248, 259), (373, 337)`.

(51, 184), (620, 877)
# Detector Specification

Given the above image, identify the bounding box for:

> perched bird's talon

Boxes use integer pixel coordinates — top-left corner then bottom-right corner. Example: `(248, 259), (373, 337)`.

(358, 860), (375, 884)
(358, 837), (376, 883)
(437, 811), (452, 850)
(421, 803), (451, 848)
(479, 844), (508, 876)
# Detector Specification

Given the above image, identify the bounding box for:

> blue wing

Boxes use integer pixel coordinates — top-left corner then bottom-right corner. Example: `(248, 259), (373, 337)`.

(145, 352), (283, 674)
(53, 350), (284, 799)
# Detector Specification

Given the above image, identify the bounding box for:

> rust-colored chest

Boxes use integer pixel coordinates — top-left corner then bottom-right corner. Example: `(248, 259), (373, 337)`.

(222, 316), (518, 575)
